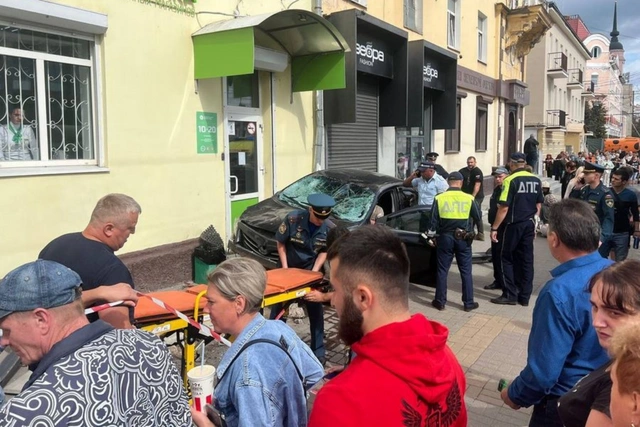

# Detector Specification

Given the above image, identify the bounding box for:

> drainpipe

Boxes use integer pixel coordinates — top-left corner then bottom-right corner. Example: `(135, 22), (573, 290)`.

(313, 0), (325, 171)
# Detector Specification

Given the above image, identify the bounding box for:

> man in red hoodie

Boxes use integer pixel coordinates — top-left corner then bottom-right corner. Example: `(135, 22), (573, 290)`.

(308, 225), (467, 426)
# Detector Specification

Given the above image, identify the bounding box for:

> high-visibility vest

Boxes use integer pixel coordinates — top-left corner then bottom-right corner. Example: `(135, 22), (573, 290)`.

(435, 191), (475, 220)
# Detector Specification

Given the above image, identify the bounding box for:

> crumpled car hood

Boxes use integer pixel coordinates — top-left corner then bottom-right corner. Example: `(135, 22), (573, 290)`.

(240, 197), (293, 233)
(239, 196), (353, 233)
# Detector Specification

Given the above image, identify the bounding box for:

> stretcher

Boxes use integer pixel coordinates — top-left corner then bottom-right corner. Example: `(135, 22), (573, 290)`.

(133, 268), (324, 387)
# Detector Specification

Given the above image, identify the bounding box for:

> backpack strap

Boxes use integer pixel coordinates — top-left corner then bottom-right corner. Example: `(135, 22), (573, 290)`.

(215, 337), (308, 392)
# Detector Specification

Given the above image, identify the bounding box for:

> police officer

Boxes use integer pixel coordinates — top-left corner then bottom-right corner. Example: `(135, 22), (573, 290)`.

(573, 161), (614, 258)
(403, 161), (448, 234)
(484, 167), (509, 291)
(426, 152), (449, 179)
(490, 153), (543, 306)
(269, 193), (335, 363)
(428, 172), (482, 312)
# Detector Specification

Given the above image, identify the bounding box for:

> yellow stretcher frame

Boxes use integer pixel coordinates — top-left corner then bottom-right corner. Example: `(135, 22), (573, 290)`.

(135, 268), (323, 388)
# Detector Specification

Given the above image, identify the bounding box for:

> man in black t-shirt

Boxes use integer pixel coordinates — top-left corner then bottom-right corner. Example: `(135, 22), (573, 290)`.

(39, 193), (141, 328)
(561, 161), (577, 198)
(460, 156), (485, 240)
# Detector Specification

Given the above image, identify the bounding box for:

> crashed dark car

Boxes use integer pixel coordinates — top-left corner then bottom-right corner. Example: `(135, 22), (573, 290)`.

(228, 169), (438, 285)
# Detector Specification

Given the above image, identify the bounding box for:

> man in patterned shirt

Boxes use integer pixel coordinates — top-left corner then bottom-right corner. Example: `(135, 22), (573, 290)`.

(0, 260), (191, 426)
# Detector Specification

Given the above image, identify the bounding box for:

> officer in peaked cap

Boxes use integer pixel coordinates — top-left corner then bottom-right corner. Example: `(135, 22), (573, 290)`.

(575, 161), (614, 257)
(426, 152), (449, 179)
(271, 192), (336, 364)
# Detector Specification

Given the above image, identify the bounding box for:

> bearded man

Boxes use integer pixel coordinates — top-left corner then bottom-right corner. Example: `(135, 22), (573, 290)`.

(308, 226), (468, 427)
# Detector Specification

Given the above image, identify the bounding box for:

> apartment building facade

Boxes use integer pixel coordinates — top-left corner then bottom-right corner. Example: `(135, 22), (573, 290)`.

(524, 3), (590, 157)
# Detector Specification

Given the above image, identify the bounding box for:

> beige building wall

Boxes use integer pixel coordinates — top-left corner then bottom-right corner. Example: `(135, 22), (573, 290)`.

(0, 0), (316, 276)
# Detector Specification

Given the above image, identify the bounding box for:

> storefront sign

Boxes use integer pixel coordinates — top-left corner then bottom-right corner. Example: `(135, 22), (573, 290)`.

(456, 66), (496, 97)
(356, 33), (393, 78)
(196, 112), (217, 154)
(423, 55), (444, 91)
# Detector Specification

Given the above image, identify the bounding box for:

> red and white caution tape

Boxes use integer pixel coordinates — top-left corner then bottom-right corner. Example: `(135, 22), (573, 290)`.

(136, 291), (232, 347)
(84, 300), (125, 315)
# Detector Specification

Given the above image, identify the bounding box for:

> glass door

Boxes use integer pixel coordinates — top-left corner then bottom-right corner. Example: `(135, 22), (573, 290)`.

(226, 113), (263, 233)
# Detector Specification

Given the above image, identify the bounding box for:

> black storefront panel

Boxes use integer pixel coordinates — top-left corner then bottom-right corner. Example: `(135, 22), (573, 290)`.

(407, 40), (457, 129)
(327, 76), (379, 170)
(324, 9), (408, 127)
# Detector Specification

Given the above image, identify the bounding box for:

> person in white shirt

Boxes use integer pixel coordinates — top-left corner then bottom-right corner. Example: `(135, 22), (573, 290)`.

(0, 107), (38, 161)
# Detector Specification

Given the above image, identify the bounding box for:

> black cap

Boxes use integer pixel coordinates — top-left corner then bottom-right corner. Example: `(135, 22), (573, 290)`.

(448, 171), (464, 181)
(510, 152), (526, 163)
(426, 152), (439, 159)
(417, 161), (436, 172)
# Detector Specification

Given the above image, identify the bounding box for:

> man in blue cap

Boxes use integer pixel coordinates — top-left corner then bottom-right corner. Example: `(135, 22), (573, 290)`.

(270, 193), (336, 363)
(489, 153), (543, 306)
(0, 260), (191, 425)
(571, 161), (614, 257)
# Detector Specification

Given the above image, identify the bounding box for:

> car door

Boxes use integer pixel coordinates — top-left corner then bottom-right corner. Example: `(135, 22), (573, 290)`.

(377, 205), (435, 285)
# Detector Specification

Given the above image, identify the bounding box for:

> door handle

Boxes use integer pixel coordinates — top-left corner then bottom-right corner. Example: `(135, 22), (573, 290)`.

(230, 175), (238, 195)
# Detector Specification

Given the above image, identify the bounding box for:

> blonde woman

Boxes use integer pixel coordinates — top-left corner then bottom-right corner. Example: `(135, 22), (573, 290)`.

(564, 166), (585, 199)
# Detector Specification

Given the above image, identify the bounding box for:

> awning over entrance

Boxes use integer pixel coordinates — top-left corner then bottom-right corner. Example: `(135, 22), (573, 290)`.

(192, 10), (350, 92)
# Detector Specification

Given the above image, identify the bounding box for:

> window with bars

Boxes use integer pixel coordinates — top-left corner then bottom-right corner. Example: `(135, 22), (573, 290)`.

(447, 0), (460, 50)
(404, 0), (423, 34)
(445, 97), (461, 153)
(476, 102), (488, 151)
(0, 25), (97, 167)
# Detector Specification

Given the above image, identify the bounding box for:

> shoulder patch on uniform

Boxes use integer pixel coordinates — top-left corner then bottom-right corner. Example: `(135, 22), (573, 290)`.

(605, 194), (614, 208)
(278, 222), (287, 234)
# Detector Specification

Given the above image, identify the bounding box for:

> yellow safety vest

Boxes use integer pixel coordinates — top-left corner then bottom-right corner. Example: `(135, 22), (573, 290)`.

(435, 191), (475, 219)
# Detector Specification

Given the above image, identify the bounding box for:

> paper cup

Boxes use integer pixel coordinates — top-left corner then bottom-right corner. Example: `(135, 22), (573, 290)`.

(187, 365), (216, 412)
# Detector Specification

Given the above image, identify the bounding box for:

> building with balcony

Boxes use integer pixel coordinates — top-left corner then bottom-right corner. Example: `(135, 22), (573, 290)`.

(524, 2), (590, 159)
(582, 3), (628, 139)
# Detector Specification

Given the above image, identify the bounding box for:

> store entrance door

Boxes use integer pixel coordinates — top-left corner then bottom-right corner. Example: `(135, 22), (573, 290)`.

(225, 113), (263, 237)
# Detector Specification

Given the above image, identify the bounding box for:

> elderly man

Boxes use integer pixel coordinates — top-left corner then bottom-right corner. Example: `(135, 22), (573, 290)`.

(309, 226), (467, 426)
(39, 193), (141, 328)
(0, 260), (191, 425)
(500, 199), (611, 426)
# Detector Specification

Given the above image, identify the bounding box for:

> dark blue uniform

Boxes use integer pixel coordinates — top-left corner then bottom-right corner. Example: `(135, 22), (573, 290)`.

(271, 209), (330, 362)
(578, 183), (614, 252)
(275, 210), (329, 269)
(429, 188), (481, 310)
(488, 184), (504, 289)
(599, 188), (639, 261)
(496, 169), (543, 304)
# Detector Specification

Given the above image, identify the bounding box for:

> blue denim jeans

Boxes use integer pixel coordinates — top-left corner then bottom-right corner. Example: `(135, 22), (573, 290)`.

(598, 233), (630, 261)
(435, 233), (474, 308)
(269, 300), (325, 361)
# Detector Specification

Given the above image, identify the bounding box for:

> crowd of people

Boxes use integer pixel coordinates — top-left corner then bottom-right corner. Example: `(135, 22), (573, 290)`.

(2, 144), (640, 426)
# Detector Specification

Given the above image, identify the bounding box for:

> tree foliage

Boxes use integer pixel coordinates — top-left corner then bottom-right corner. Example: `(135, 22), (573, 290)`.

(584, 102), (608, 139)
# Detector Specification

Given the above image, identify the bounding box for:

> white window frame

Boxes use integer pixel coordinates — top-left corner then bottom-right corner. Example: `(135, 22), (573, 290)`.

(404, 0), (423, 35)
(0, 20), (104, 177)
(350, 0), (367, 6)
(448, 0), (461, 50)
(477, 12), (487, 63)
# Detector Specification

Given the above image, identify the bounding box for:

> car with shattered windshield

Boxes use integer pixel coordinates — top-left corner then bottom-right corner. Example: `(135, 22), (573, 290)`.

(228, 169), (438, 285)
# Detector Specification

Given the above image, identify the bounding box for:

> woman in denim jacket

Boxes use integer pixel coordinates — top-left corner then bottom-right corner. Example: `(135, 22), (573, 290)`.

(192, 258), (324, 427)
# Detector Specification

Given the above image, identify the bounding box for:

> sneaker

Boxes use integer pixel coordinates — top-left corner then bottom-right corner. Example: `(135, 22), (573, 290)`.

(464, 302), (479, 312)
(475, 232), (485, 241)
